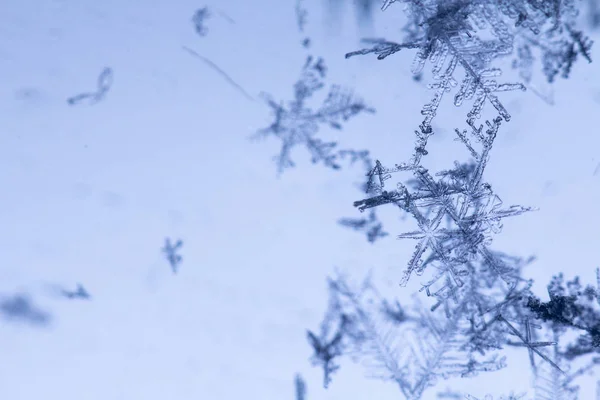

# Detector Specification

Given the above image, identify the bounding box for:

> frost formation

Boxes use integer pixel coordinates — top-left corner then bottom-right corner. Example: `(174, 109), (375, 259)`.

(307, 0), (595, 398)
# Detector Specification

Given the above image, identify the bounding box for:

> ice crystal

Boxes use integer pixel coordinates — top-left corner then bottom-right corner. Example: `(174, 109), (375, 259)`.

(67, 67), (113, 106)
(308, 271), (508, 398)
(162, 238), (183, 274)
(255, 55), (374, 174)
(192, 7), (211, 37)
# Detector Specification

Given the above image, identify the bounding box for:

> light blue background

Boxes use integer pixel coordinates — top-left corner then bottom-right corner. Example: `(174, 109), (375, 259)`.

(1, 0), (599, 399)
